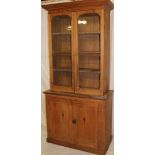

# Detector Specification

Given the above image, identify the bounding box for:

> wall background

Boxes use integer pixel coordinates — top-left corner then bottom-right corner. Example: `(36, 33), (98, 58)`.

(41, 5), (114, 127)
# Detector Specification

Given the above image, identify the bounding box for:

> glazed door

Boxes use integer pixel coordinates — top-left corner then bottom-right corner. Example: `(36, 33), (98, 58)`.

(49, 14), (74, 93)
(46, 96), (73, 143)
(75, 10), (104, 95)
(72, 99), (98, 149)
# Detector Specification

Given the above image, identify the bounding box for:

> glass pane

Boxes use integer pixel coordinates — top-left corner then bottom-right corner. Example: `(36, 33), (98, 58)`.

(52, 15), (72, 33)
(78, 14), (100, 33)
(78, 13), (100, 89)
(52, 15), (72, 87)
(53, 35), (71, 53)
(79, 34), (100, 52)
(79, 55), (100, 70)
(79, 72), (100, 89)
(53, 71), (72, 87)
(53, 55), (72, 69)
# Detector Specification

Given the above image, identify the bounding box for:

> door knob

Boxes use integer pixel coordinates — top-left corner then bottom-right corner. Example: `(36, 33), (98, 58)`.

(72, 119), (77, 124)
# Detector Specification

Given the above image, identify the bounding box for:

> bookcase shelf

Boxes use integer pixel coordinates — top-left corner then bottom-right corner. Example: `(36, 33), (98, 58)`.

(53, 68), (72, 72)
(79, 69), (100, 74)
(78, 32), (100, 35)
(52, 32), (71, 35)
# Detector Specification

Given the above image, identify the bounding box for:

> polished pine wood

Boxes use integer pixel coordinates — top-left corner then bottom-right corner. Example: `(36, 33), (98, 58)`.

(44, 90), (113, 155)
(42, 0), (114, 13)
(46, 95), (73, 143)
(42, 1), (113, 155)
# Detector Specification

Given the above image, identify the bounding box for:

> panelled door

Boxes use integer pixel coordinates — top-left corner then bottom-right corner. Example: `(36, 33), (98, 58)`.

(75, 10), (104, 96)
(46, 96), (73, 143)
(72, 98), (98, 149)
(49, 13), (74, 93)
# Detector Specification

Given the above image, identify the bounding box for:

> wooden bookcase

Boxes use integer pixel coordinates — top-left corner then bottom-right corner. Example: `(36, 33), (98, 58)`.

(42, 0), (114, 155)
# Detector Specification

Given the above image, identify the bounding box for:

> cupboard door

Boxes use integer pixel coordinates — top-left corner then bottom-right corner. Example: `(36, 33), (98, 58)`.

(72, 99), (98, 149)
(75, 10), (104, 95)
(49, 14), (74, 93)
(46, 96), (72, 143)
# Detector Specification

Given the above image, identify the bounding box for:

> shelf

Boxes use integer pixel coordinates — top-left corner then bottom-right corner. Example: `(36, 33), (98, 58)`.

(79, 69), (100, 74)
(52, 32), (71, 35)
(79, 51), (100, 55)
(79, 32), (100, 35)
(54, 68), (72, 72)
(53, 52), (71, 55)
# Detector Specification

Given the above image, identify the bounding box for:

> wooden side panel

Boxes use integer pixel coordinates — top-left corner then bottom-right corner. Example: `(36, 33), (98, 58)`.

(103, 10), (111, 92)
(105, 91), (113, 146)
(48, 14), (53, 88)
(97, 101), (106, 150)
(46, 95), (73, 143)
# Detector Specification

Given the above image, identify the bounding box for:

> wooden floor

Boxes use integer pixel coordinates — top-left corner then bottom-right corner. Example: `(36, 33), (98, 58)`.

(41, 126), (114, 155)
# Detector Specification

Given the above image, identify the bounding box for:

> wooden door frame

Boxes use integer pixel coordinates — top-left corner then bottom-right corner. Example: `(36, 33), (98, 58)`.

(48, 13), (75, 93)
(74, 9), (104, 96)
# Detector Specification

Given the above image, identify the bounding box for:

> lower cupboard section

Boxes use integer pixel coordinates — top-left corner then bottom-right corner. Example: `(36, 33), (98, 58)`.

(45, 91), (113, 155)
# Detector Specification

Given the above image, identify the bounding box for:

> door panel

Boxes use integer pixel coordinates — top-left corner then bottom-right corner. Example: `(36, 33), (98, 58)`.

(75, 10), (104, 95)
(46, 96), (72, 143)
(72, 99), (98, 148)
(49, 14), (74, 93)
